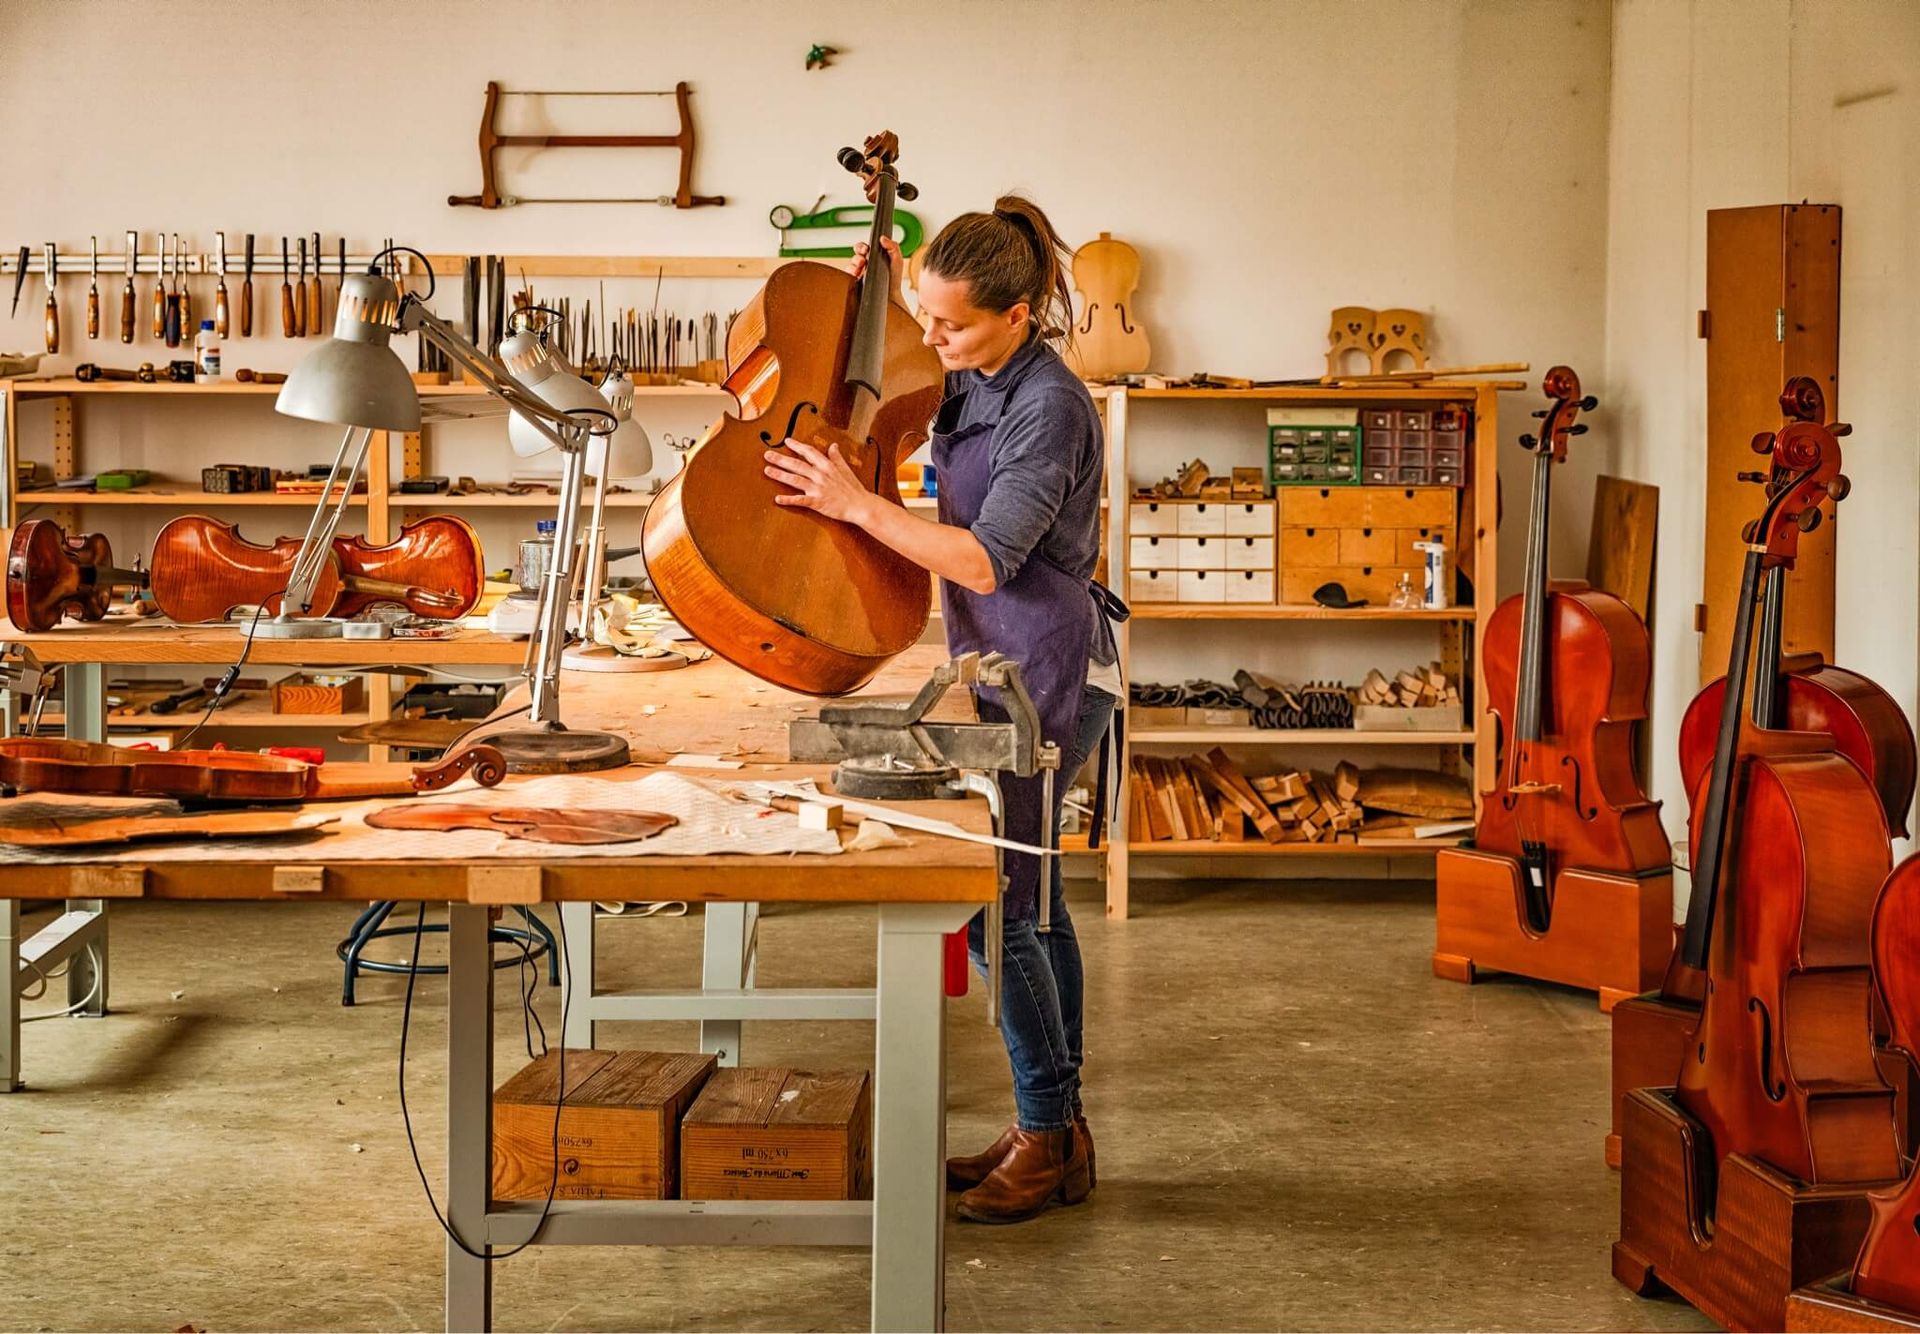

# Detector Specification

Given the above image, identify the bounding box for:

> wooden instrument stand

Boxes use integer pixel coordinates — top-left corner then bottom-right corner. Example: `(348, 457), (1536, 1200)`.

(1614, 1087), (1884, 1332)
(1787, 1277), (1920, 1332)
(1607, 988), (1696, 1166)
(1432, 846), (1673, 1010)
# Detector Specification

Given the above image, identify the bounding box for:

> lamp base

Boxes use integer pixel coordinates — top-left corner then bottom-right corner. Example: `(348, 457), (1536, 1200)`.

(251, 615), (348, 640)
(562, 642), (691, 673)
(488, 723), (631, 775)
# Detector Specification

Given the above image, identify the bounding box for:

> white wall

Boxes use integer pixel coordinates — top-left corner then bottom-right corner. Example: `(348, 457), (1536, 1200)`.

(1606, 0), (1920, 892)
(0, 0), (1612, 600)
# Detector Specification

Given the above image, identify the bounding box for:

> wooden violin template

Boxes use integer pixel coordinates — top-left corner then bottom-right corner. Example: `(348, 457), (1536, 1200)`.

(1477, 367), (1669, 930)
(641, 131), (944, 695)
(1062, 232), (1150, 380)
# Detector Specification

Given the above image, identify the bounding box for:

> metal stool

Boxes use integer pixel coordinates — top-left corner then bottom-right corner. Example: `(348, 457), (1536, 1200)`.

(336, 901), (559, 1006)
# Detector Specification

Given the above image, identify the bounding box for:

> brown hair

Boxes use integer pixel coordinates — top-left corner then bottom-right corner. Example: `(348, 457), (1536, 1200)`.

(922, 194), (1075, 346)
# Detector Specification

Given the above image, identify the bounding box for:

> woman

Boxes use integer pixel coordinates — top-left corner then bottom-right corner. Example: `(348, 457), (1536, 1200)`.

(763, 196), (1120, 1223)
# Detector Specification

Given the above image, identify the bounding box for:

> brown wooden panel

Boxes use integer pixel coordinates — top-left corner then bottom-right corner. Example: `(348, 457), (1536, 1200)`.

(1701, 204), (1841, 683)
(1588, 475), (1659, 625)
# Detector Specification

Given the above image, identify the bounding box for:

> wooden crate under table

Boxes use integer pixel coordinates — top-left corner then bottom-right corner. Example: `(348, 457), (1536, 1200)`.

(681, 1067), (872, 1201)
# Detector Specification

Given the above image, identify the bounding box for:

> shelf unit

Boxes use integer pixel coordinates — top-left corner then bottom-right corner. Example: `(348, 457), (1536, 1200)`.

(1098, 382), (1501, 917)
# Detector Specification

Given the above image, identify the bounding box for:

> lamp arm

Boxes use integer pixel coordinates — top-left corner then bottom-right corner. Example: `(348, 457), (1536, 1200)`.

(396, 297), (618, 452)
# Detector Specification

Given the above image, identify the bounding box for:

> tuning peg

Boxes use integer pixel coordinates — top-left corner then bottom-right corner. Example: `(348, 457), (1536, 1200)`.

(1750, 431), (1777, 455)
(1579, 395), (1598, 411)
(1741, 519), (1760, 543)
(836, 146), (865, 172)
(1831, 420), (1852, 437)
(1567, 424), (1588, 436)
(897, 180), (919, 202)
(1518, 433), (1537, 449)
(1530, 408), (1549, 419)
(1736, 470), (1767, 484)
(1828, 475), (1851, 502)
(1797, 508), (1823, 534)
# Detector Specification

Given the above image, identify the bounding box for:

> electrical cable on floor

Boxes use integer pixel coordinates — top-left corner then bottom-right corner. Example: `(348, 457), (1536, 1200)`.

(19, 944), (103, 1021)
(398, 902), (570, 1260)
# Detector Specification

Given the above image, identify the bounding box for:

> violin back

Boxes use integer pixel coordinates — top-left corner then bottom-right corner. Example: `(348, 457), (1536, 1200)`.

(149, 515), (345, 623)
(642, 259), (942, 695)
(333, 515), (486, 619)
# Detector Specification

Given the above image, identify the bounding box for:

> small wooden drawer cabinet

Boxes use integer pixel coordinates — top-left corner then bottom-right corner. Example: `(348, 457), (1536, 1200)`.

(1276, 486), (1457, 606)
(1128, 500), (1275, 604)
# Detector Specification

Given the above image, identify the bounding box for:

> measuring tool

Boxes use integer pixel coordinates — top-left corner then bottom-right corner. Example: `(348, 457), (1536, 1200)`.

(770, 200), (924, 258)
(448, 81), (725, 209)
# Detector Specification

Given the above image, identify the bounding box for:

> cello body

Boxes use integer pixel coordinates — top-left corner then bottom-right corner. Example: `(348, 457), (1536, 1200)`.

(1854, 852), (1920, 1311)
(1479, 581), (1671, 879)
(642, 136), (944, 696)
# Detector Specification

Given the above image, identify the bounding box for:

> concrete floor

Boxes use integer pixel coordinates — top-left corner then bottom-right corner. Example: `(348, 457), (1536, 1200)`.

(0, 878), (1716, 1333)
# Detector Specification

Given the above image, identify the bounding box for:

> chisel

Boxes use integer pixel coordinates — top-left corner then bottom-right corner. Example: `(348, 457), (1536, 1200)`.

(162, 236), (181, 348)
(279, 237), (295, 337)
(214, 231), (229, 338)
(86, 237), (100, 340)
(151, 232), (166, 339)
(120, 231), (136, 343)
(337, 237), (346, 321)
(240, 233), (254, 337)
(8, 246), (26, 318)
(306, 231), (322, 332)
(176, 234), (192, 340)
(43, 242), (59, 354)
(295, 236), (308, 336)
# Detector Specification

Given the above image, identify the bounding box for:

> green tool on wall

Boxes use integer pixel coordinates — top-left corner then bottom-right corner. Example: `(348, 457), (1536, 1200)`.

(770, 199), (923, 258)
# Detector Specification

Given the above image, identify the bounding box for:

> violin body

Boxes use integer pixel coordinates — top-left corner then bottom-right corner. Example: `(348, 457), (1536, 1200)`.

(642, 241), (942, 695)
(1479, 580), (1671, 877)
(1675, 739), (1900, 1185)
(1681, 664), (1915, 839)
(1062, 232), (1150, 379)
(5, 519), (146, 632)
(0, 737), (505, 803)
(1854, 851), (1920, 1310)
(332, 515), (485, 619)
(150, 515), (345, 622)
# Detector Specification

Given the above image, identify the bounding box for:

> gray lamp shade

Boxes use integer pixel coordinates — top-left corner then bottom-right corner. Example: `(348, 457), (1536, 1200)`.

(275, 271), (422, 432)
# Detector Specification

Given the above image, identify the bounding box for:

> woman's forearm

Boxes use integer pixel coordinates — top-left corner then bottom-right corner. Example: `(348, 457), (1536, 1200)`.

(856, 495), (998, 594)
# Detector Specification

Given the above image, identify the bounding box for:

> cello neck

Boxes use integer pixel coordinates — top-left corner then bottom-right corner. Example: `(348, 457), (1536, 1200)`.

(1751, 565), (1788, 729)
(1680, 546), (1768, 970)
(1513, 446), (1555, 743)
(844, 163), (899, 401)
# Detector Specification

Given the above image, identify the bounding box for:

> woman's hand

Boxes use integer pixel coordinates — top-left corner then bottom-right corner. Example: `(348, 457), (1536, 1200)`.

(849, 236), (904, 281)
(765, 438), (876, 526)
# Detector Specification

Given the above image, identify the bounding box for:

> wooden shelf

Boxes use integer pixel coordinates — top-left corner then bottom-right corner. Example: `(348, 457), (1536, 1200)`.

(3, 377), (723, 399)
(45, 709), (371, 731)
(1128, 836), (1467, 855)
(18, 487), (367, 507)
(1110, 385), (1488, 402)
(1131, 727), (1474, 745)
(1131, 604), (1474, 621)
(412, 491), (651, 508)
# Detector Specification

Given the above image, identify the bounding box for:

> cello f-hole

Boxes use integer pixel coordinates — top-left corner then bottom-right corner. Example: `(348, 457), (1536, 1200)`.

(1561, 753), (1597, 820)
(1748, 996), (1788, 1101)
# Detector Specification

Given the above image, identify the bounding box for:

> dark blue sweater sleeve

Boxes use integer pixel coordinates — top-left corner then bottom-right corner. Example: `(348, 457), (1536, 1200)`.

(968, 387), (1095, 588)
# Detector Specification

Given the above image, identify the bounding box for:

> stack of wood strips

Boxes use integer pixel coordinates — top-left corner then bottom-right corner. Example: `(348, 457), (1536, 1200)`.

(1354, 662), (1460, 708)
(1128, 749), (1473, 846)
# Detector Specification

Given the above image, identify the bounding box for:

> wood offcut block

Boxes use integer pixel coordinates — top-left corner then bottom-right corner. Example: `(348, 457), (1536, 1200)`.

(681, 1067), (872, 1201)
(272, 671), (366, 715)
(493, 1048), (717, 1200)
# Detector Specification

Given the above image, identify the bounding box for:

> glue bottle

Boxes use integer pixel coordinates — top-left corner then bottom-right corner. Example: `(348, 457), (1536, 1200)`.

(194, 320), (221, 381)
(1412, 537), (1448, 610)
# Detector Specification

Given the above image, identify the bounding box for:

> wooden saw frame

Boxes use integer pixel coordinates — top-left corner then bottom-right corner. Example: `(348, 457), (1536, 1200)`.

(448, 81), (726, 210)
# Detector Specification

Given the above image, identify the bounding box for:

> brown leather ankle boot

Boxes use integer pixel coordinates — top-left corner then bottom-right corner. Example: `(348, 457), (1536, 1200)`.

(1075, 1112), (1096, 1190)
(946, 1125), (1019, 1191)
(957, 1127), (1090, 1223)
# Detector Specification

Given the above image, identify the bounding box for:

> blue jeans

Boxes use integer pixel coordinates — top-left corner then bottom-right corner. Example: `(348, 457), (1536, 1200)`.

(967, 684), (1117, 1132)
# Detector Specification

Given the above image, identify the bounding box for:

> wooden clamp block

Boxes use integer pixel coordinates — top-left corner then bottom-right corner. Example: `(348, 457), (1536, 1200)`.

(681, 1067), (873, 1201)
(69, 865), (146, 898)
(494, 1048), (718, 1200)
(796, 799), (844, 832)
(1432, 847), (1673, 1011)
(1615, 1088), (1882, 1332)
(272, 865), (327, 895)
(467, 865), (543, 905)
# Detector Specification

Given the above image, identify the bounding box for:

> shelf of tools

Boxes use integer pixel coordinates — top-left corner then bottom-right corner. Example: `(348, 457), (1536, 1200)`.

(1095, 382), (1503, 919)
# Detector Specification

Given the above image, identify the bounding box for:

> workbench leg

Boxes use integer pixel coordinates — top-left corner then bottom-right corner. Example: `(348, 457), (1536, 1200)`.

(559, 902), (595, 1049)
(445, 905), (493, 1332)
(872, 902), (970, 1334)
(3, 898), (19, 1092)
(699, 902), (757, 1066)
(63, 663), (108, 1018)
